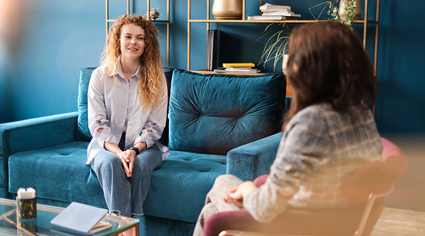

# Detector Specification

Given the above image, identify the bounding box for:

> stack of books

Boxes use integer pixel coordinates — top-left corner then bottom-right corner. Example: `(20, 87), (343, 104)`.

(247, 3), (301, 21)
(214, 63), (260, 73)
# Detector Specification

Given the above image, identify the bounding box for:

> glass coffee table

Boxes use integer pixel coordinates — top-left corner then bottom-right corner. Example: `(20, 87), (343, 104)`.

(0, 198), (139, 236)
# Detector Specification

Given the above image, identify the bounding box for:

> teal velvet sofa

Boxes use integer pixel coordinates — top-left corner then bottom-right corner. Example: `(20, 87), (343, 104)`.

(0, 68), (288, 235)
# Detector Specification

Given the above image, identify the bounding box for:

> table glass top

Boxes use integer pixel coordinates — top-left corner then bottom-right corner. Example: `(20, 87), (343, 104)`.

(0, 198), (138, 235)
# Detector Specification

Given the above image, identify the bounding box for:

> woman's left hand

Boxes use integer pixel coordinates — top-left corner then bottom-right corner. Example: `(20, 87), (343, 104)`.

(124, 150), (136, 177)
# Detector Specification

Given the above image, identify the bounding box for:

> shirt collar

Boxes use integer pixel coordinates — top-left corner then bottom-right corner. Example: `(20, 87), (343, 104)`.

(110, 56), (141, 79)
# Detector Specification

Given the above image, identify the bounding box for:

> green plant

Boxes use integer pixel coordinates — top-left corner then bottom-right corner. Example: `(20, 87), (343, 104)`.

(329, 0), (357, 25)
(256, 23), (291, 71)
(310, 0), (357, 25)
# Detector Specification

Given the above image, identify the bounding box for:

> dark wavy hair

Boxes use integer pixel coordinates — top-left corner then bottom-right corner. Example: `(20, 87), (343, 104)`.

(101, 14), (164, 111)
(283, 21), (376, 129)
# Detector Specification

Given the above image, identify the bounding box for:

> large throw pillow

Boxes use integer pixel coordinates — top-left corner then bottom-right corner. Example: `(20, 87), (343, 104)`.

(168, 69), (286, 155)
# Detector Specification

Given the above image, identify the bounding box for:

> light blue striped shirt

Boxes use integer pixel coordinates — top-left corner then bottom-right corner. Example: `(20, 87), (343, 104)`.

(86, 60), (169, 164)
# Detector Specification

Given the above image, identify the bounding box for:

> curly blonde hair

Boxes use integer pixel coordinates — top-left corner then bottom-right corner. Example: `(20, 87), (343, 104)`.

(101, 14), (164, 111)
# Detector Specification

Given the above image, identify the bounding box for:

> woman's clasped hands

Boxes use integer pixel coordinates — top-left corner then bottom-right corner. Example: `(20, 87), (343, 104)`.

(119, 150), (136, 178)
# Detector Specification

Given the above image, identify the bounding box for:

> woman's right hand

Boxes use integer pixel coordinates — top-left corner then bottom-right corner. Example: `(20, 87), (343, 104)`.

(118, 151), (131, 177)
(223, 181), (257, 207)
(224, 188), (244, 207)
(104, 142), (132, 177)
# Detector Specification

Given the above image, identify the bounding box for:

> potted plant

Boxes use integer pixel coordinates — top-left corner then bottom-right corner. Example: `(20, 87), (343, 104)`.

(329, 0), (359, 25)
(257, 0), (360, 72)
(256, 23), (291, 72)
(310, 0), (360, 25)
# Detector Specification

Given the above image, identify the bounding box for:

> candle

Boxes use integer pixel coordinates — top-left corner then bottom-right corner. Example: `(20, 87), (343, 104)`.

(17, 187), (37, 219)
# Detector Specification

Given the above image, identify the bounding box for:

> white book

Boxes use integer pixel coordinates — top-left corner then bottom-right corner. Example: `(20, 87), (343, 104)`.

(247, 15), (288, 21)
(225, 68), (257, 72)
(262, 12), (301, 17)
(261, 9), (291, 13)
(260, 3), (291, 10)
(225, 67), (254, 70)
(214, 69), (259, 73)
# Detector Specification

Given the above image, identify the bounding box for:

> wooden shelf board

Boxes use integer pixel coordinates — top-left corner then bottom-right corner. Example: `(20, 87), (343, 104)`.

(191, 70), (279, 76)
(191, 70), (294, 97)
(189, 19), (378, 24)
(190, 70), (272, 75)
(151, 20), (169, 23)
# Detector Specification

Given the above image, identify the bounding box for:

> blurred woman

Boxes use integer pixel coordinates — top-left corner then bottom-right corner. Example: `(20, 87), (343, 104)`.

(193, 21), (383, 235)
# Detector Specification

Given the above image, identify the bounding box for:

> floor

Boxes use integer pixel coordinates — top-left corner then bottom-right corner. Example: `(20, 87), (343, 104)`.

(380, 134), (425, 212)
(371, 207), (425, 236)
(370, 134), (425, 236)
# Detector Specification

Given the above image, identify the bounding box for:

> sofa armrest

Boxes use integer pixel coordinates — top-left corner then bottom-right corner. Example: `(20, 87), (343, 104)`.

(0, 112), (79, 156)
(227, 132), (282, 181)
(0, 112), (78, 198)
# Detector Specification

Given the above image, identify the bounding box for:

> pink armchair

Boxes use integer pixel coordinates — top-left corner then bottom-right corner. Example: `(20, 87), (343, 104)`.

(204, 138), (407, 236)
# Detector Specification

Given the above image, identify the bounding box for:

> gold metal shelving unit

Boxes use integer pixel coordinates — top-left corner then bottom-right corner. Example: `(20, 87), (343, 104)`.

(187, 0), (380, 77)
(106, 0), (170, 66)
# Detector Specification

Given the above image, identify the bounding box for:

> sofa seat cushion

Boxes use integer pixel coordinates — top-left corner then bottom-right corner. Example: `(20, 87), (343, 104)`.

(144, 150), (227, 223)
(8, 141), (106, 208)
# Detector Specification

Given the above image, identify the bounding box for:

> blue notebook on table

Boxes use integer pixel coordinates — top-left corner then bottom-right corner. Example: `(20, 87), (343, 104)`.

(50, 202), (111, 235)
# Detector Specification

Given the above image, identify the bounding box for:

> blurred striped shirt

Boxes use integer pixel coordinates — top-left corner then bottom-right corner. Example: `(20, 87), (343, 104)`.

(244, 103), (383, 223)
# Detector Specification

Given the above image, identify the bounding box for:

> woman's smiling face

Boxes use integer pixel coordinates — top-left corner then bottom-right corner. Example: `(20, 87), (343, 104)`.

(120, 23), (145, 61)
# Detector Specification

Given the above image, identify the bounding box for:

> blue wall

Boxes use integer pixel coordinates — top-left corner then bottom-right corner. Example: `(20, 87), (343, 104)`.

(0, 0), (424, 134)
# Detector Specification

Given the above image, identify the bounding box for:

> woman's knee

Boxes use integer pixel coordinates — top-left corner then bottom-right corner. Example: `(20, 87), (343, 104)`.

(215, 174), (237, 185)
(94, 150), (122, 172)
(134, 146), (162, 169)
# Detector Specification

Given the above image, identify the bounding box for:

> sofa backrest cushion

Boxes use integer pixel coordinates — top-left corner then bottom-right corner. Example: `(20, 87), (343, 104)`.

(168, 69), (286, 155)
(76, 67), (174, 144)
(76, 67), (96, 141)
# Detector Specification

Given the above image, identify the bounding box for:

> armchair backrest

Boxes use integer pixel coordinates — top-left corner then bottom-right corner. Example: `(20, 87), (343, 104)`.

(168, 69), (286, 155)
(340, 137), (407, 236)
(341, 137), (407, 202)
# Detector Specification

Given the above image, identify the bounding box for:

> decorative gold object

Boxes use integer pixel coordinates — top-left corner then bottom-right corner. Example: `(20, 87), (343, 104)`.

(212, 0), (242, 20)
(339, 0), (362, 20)
(148, 8), (161, 20)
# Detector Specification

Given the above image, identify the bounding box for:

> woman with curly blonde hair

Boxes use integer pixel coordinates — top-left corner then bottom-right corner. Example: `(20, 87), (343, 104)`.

(86, 14), (169, 217)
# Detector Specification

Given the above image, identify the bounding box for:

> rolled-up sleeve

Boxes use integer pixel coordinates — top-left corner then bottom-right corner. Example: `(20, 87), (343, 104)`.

(87, 69), (116, 147)
(134, 77), (168, 148)
(243, 109), (331, 223)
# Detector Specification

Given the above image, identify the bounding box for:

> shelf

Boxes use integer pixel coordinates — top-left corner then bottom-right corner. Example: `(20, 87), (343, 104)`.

(191, 70), (278, 75)
(107, 19), (170, 23)
(150, 20), (170, 23)
(188, 0), (380, 78)
(190, 70), (293, 97)
(189, 19), (378, 24)
(191, 70), (294, 97)
(105, 0), (170, 66)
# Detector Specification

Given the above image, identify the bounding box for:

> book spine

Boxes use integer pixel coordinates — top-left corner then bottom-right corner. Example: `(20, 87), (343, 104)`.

(222, 63), (255, 67)
(206, 30), (218, 71)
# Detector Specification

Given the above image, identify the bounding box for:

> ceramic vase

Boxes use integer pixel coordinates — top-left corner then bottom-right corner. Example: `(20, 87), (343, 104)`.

(339, 0), (362, 21)
(212, 0), (242, 20)
(282, 54), (289, 75)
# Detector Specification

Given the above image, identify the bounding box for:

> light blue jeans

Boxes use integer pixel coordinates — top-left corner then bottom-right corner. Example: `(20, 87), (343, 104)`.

(89, 138), (162, 217)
